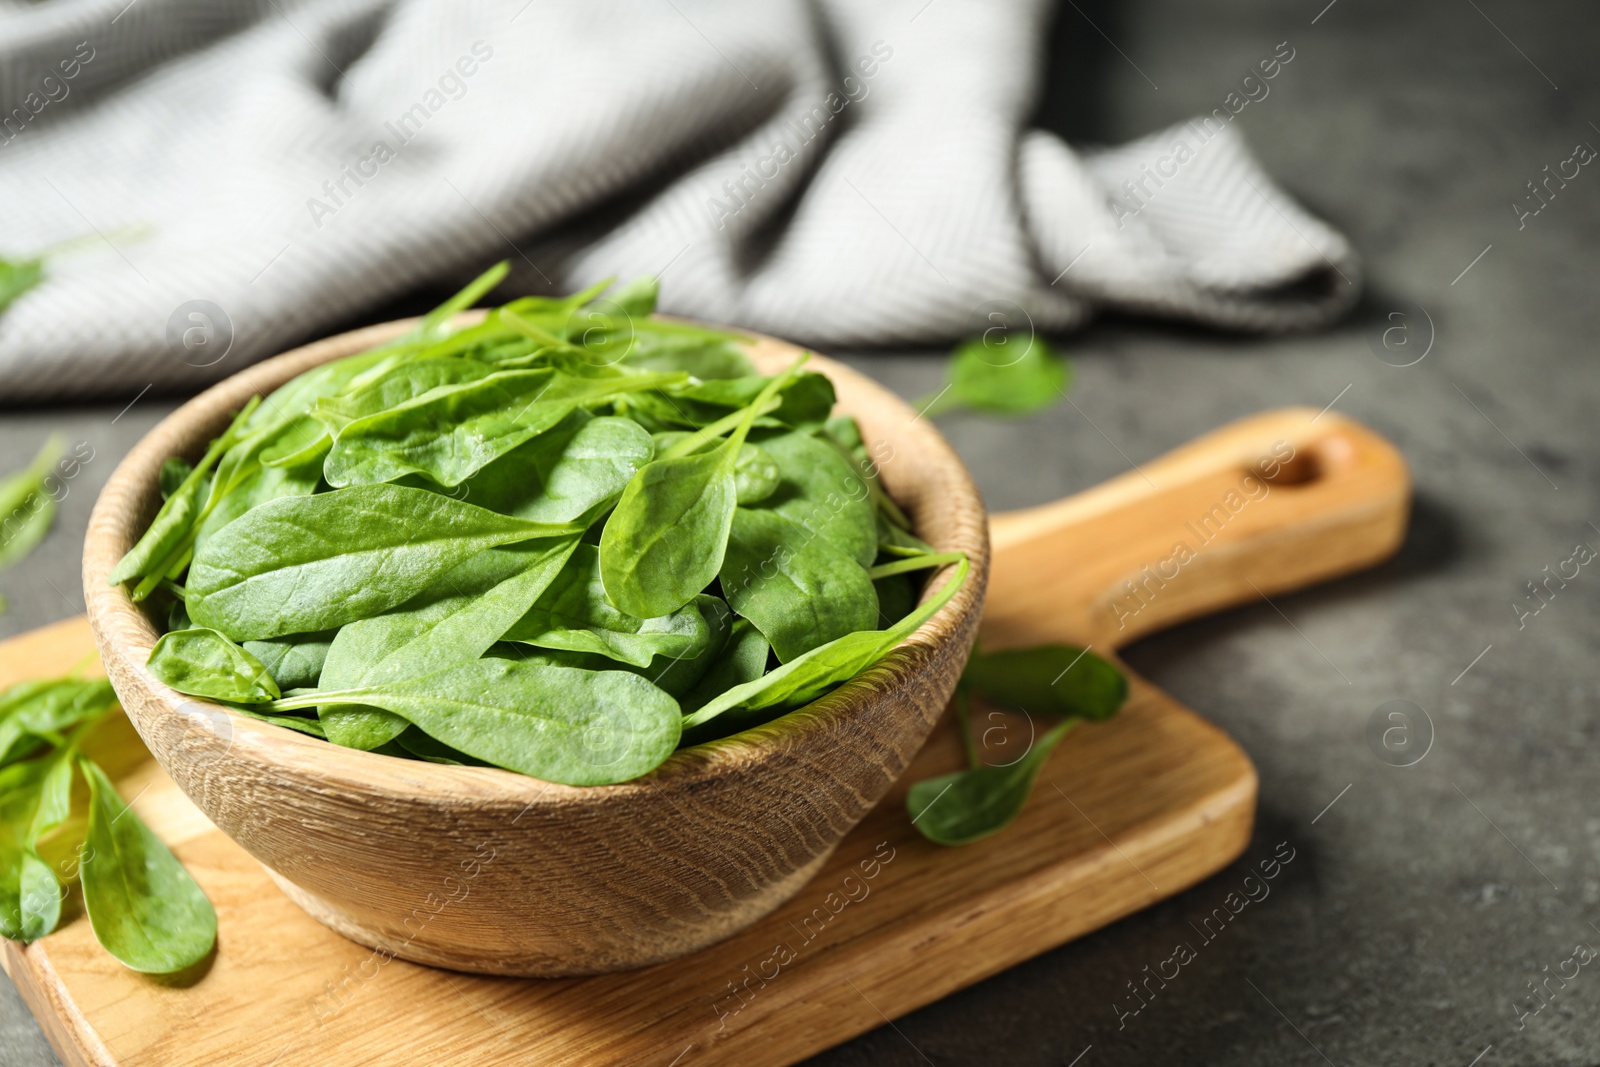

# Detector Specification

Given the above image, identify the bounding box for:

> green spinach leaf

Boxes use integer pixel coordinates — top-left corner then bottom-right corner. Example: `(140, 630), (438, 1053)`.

(147, 628), (281, 704)
(719, 507), (877, 662)
(906, 718), (1078, 845)
(919, 336), (1070, 418)
(78, 757), (217, 973)
(272, 657), (681, 786)
(185, 485), (581, 640)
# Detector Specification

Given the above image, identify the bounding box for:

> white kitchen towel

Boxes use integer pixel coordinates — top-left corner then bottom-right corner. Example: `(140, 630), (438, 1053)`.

(0, 0), (1358, 400)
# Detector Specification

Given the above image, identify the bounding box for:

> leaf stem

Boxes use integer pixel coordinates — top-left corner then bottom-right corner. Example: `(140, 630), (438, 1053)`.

(867, 551), (966, 580)
(954, 688), (978, 769)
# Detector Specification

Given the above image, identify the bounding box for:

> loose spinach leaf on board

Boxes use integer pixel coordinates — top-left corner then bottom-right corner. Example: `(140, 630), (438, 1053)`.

(905, 645), (1128, 847)
(960, 645), (1127, 721)
(79, 757), (217, 973)
(918, 336), (1070, 418)
(0, 757), (61, 941)
(0, 679), (118, 768)
(906, 717), (1079, 846)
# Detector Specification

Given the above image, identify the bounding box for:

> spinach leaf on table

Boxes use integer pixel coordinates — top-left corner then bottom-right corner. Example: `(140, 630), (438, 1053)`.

(79, 757), (217, 973)
(905, 645), (1127, 846)
(918, 336), (1070, 418)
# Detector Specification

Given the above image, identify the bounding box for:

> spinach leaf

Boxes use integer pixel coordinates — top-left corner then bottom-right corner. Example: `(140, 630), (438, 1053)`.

(599, 358), (804, 618)
(78, 757), (217, 973)
(0, 679), (118, 768)
(455, 412), (653, 523)
(961, 645), (1127, 721)
(906, 718), (1078, 846)
(159, 457), (194, 499)
(0, 257), (43, 315)
(316, 537), (578, 749)
(0, 756), (64, 942)
(185, 485), (581, 640)
(242, 631), (335, 691)
(619, 328), (754, 380)
(919, 336), (1070, 418)
(654, 432), (778, 505)
(683, 555), (968, 737)
(680, 618), (770, 713)
(0, 436), (62, 572)
(109, 398), (261, 592)
(504, 544), (710, 667)
(758, 430), (878, 569)
(719, 507), (877, 662)
(904, 645), (1128, 847)
(18, 751), (75, 940)
(272, 657), (681, 786)
(324, 369), (684, 489)
(642, 594), (733, 698)
(598, 444), (740, 618)
(147, 628), (281, 704)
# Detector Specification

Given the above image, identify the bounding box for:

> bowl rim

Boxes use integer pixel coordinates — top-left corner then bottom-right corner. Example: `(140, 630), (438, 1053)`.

(83, 315), (989, 806)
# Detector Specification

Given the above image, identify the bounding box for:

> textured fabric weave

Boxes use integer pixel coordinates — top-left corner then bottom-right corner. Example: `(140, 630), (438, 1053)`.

(0, 0), (1358, 400)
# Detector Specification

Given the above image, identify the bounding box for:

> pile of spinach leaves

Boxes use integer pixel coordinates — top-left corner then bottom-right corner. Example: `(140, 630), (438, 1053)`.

(115, 264), (968, 787)
(0, 674), (216, 971)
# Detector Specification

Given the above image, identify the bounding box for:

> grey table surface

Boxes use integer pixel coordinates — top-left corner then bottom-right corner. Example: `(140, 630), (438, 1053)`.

(4, 0), (1598, 1063)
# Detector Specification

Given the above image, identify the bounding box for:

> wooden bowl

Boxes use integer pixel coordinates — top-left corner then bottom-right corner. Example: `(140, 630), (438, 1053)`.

(81, 317), (989, 977)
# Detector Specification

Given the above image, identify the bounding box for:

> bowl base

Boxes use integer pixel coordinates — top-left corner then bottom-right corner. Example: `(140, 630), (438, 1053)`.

(261, 848), (837, 977)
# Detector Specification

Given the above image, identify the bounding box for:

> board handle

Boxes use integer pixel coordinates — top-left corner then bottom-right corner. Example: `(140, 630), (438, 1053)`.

(980, 407), (1410, 651)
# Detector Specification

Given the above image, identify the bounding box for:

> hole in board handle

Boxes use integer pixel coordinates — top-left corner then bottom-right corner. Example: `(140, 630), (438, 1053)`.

(1252, 448), (1322, 487)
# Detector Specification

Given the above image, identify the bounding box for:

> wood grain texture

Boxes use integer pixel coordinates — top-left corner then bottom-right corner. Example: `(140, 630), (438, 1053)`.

(79, 318), (991, 978)
(983, 406), (1410, 652)
(1, 616), (1255, 1067)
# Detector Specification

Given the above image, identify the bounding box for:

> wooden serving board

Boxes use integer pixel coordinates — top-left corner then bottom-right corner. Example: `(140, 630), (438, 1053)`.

(1, 408), (1408, 1067)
